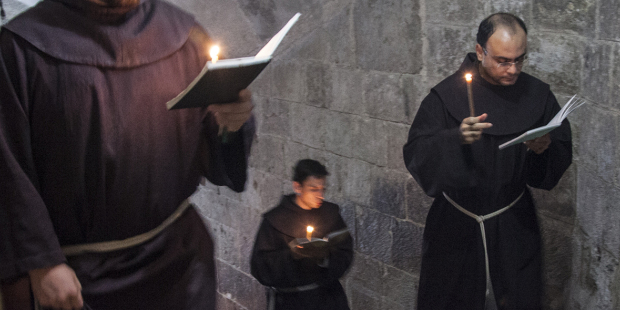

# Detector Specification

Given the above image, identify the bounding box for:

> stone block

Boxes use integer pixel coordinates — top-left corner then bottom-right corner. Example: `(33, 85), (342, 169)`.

(538, 216), (573, 310)
(348, 282), (382, 310)
(347, 253), (385, 293)
(353, 0), (422, 74)
(356, 206), (394, 263)
(216, 261), (238, 299)
(581, 42), (612, 105)
(533, 0), (596, 36)
(391, 219), (424, 274)
(488, 2), (531, 24)
(290, 7), (355, 66)
(525, 34), (582, 95)
(192, 187), (235, 225)
(304, 62), (333, 108)
(338, 200), (358, 245)
(426, 25), (476, 79)
(234, 275), (266, 309)
(572, 242), (619, 309)
(321, 111), (353, 160)
(405, 177), (433, 225)
(611, 45), (620, 110)
(241, 169), (285, 213)
(250, 66), (273, 98)
(238, 229), (258, 274)
(530, 163), (576, 221)
(576, 105), (620, 186)
(385, 122), (411, 171)
(370, 169), (408, 219)
(329, 68), (365, 115)
(189, 0), (266, 57)
(283, 141), (323, 173)
(323, 112), (387, 166)
(600, 0), (620, 41)
(212, 222), (239, 266)
(341, 159), (376, 206)
(271, 60), (305, 102)
(363, 72), (423, 124)
(321, 152), (349, 200)
(381, 265), (418, 309)
(216, 261), (267, 310)
(612, 261), (620, 310)
(576, 168), (620, 253)
(215, 293), (246, 310)
(249, 134), (286, 176)
(254, 96), (290, 137)
(236, 0), (316, 44)
(427, 0), (483, 26)
(290, 103), (327, 149)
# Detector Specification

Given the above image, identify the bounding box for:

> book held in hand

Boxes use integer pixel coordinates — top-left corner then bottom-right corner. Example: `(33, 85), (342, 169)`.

(498, 94), (586, 150)
(166, 13), (301, 110)
(288, 229), (350, 259)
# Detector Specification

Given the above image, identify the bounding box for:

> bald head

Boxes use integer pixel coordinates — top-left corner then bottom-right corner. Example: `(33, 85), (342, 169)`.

(477, 13), (528, 48)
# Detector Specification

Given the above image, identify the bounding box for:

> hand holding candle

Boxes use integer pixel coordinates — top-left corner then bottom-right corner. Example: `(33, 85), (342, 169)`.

(465, 73), (475, 117)
(306, 226), (313, 241)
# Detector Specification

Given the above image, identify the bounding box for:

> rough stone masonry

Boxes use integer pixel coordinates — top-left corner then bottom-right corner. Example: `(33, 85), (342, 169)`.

(3, 0), (620, 309)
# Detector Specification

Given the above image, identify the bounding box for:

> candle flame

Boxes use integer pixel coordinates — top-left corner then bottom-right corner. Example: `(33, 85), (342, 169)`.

(210, 45), (220, 63)
(307, 226), (314, 233)
(465, 73), (472, 82)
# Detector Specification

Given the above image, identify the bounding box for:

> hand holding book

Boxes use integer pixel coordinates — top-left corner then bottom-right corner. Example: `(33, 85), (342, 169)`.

(523, 133), (551, 154)
(499, 94), (586, 150)
(207, 89), (253, 135)
(166, 13), (301, 110)
(288, 229), (350, 260)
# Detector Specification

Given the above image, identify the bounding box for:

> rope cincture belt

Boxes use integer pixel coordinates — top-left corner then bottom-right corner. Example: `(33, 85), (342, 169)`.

(268, 283), (320, 310)
(442, 191), (524, 305)
(61, 199), (193, 256)
(34, 199), (193, 310)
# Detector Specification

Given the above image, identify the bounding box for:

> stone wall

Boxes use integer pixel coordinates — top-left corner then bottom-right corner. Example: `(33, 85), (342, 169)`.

(2, 0), (620, 309)
(177, 1), (620, 309)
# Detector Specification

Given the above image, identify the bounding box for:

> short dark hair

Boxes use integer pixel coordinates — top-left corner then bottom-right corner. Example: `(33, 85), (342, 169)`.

(292, 159), (329, 183)
(476, 13), (527, 48)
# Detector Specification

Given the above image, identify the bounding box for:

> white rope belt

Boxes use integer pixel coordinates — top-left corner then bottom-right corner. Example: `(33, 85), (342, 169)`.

(442, 191), (524, 303)
(61, 199), (193, 256)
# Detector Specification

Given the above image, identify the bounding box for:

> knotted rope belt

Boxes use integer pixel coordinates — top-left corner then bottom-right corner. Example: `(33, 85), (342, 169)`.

(442, 191), (524, 305)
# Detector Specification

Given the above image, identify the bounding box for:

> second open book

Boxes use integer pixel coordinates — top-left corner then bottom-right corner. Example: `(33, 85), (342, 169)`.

(498, 94), (586, 150)
(166, 13), (301, 110)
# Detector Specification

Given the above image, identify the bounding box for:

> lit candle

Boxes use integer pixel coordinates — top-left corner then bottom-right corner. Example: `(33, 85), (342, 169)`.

(465, 73), (475, 117)
(210, 45), (220, 63)
(306, 226), (314, 241)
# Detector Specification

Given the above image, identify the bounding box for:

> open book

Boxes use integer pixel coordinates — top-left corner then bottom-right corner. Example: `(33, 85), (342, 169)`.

(498, 94), (586, 150)
(288, 229), (350, 258)
(166, 13), (301, 110)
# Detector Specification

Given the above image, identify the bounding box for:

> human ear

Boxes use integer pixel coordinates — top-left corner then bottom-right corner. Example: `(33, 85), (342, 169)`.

(293, 182), (302, 195)
(475, 44), (484, 61)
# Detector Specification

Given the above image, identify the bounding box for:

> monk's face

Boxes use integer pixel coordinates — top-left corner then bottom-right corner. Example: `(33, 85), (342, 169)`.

(476, 26), (527, 86)
(293, 176), (326, 210)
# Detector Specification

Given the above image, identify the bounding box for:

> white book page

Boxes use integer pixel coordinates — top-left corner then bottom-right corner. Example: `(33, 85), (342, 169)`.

(498, 94), (586, 150)
(255, 13), (301, 58)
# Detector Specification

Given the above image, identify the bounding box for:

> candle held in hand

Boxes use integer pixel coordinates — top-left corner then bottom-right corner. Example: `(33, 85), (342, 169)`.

(306, 226), (313, 241)
(465, 73), (475, 117)
(210, 45), (220, 63)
